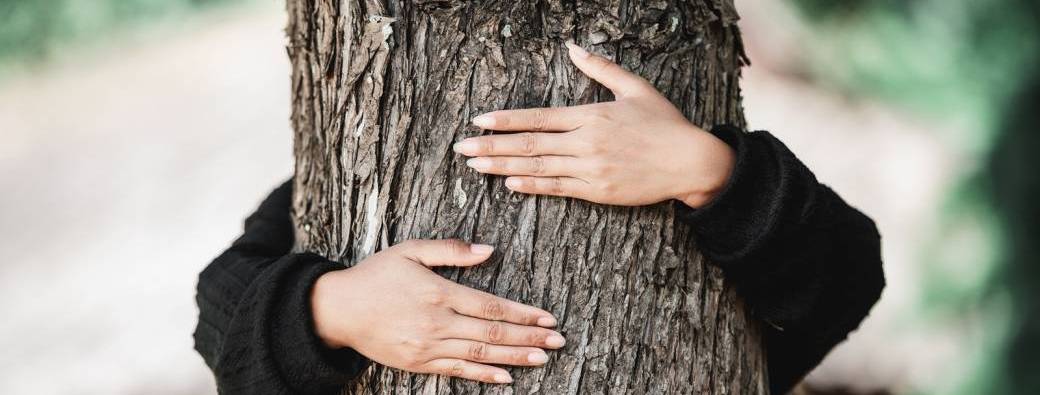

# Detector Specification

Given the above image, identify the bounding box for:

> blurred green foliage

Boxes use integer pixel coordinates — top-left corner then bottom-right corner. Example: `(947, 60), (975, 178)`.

(789, 0), (1040, 394)
(0, 0), (241, 65)
(790, 0), (1039, 153)
(988, 72), (1040, 395)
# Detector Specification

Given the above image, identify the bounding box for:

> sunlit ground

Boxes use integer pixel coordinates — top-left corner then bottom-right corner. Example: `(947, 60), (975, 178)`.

(0, 2), (975, 394)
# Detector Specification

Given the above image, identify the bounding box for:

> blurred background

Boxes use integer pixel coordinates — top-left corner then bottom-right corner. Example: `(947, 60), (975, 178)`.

(0, 0), (1036, 394)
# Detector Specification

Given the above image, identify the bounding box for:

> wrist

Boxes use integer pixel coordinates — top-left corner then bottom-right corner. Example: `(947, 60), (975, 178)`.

(311, 269), (354, 350)
(676, 127), (735, 208)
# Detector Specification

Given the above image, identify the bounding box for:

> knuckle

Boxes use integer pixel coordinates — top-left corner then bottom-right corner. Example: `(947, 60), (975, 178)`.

(491, 157), (507, 171)
(532, 109), (549, 131)
(593, 57), (613, 75)
(479, 138), (495, 154)
(481, 372), (498, 383)
(418, 338), (434, 352)
(420, 284), (449, 306)
(405, 346), (430, 366)
(584, 133), (607, 154)
(417, 316), (442, 333)
(467, 343), (488, 361)
(485, 322), (505, 343)
(411, 358), (429, 370)
(550, 178), (565, 195)
(520, 177), (535, 190)
(482, 299), (505, 320)
(585, 112), (604, 126)
(513, 350), (529, 364)
(588, 55), (606, 68)
(403, 358), (422, 370)
(403, 337), (430, 355)
(590, 160), (609, 177)
(528, 330), (545, 346)
(446, 239), (468, 256)
(445, 361), (466, 377)
(576, 138), (598, 155)
(520, 132), (537, 155)
(530, 156), (545, 175)
(518, 311), (535, 325)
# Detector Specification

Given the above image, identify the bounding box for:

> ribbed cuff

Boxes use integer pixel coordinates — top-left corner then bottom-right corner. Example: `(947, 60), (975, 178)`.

(269, 253), (369, 394)
(674, 125), (842, 331)
(674, 124), (778, 267)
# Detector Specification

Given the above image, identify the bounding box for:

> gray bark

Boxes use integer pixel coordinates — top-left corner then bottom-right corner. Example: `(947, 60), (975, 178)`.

(286, 0), (766, 393)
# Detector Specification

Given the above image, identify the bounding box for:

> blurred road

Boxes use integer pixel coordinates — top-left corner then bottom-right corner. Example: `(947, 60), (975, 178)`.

(0, 2), (959, 394)
(0, 5), (292, 394)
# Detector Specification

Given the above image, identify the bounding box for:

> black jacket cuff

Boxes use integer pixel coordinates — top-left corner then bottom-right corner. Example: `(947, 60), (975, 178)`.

(674, 124), (784, 267)
(268, 253), (369, 393)
(673, 124), (823, 326)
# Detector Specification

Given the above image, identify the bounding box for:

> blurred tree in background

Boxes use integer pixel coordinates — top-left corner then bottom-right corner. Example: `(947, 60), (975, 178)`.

(989, 73), (1040, 395)
(788, 0), (1040, 394)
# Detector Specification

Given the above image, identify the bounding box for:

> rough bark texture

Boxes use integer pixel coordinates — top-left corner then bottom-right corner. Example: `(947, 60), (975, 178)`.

(287, 0), (765, 393)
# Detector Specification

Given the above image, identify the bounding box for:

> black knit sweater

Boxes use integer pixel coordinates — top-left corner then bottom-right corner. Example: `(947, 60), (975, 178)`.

(193, 125), (885, 394)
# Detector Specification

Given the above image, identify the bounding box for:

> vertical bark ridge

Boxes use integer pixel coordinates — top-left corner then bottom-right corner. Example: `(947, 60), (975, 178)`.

(289, 0), (766, 393)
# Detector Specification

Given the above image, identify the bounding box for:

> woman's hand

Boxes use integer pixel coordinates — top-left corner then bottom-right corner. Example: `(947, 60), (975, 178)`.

(311, 239), (564, 384)
(453, 42), (735, 208)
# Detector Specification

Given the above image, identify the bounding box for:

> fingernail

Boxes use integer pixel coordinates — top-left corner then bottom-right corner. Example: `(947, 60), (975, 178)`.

(466, 157), (491, 170)
(545, 334), (566, 348)
(494, 373), (513, 383)
(565, 41), (590, 58)
(505, 177), (522, 189)
(470, 243), (494, 255)
(528, 351), (549, 364)
(472, 114), (494, 128)
(453, 140), (478, 155)
(537, 316), (557, 327)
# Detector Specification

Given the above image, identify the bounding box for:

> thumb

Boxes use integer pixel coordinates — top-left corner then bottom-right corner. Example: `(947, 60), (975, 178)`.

(393, 239), (494, 268)
(565, 41), (653, 99)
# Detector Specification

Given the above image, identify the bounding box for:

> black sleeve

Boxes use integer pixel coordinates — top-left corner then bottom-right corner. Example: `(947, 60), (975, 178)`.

(674, 125), (885, 394)
(193, 180), (369, 394)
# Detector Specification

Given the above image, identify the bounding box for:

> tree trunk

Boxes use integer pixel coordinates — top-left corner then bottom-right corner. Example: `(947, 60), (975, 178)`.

(286, 0), (766, 393)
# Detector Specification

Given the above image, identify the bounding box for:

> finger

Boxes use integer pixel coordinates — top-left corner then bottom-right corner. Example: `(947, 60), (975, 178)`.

(504, 176), (590, 199)
(434, 339), (549, 366)
(471, 106), (590, 131)
(466, 156), (577, 177)
(445, 315), (567, 349)
(565, 41), (653, 98)
(394, 239), (495, 268)
(420, 358), (513, 384)
(453, 132), (579, 157)
(447, 285), (557, 327)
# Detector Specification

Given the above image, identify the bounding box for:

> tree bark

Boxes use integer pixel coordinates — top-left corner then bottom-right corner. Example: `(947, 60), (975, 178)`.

(286, 0), (766, 393)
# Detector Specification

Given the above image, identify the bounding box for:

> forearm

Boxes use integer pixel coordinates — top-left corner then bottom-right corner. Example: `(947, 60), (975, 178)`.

(193, 180), (368, 394)
(676, 125), (885, 393)
(758, 189), (884, 390)
(195, 252), (365, 395)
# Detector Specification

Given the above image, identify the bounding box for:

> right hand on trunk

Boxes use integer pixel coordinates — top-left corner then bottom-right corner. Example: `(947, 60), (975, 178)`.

(311, 239), (565, 384)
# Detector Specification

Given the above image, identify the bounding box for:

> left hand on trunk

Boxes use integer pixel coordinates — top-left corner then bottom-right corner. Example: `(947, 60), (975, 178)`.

(453, 42), (735, 209)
